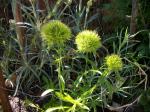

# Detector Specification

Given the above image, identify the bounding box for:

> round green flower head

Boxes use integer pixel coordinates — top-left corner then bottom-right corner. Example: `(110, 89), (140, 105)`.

(75, 30), (101, 53)
(40, 20), (71, 46)
(105, 54), (123, 71)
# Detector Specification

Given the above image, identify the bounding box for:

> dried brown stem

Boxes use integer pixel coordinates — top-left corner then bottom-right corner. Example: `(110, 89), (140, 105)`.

(107, 96), (140, 111)
(0, 69), (13, 112)
(15, 1), (25, 47)
(130, 0), (138, 34)
(38, 0), (46, 11)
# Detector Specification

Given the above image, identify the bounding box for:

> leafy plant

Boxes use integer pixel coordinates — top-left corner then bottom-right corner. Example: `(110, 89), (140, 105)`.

(0, 0), (149, 112)
(139, 89), (150, 112)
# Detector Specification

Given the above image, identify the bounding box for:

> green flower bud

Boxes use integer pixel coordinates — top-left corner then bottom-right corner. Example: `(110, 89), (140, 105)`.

(105, 54), (123, 71)
(87, 0), (93, 8)
(66, 0), (72, 5)
(75, 30), (101, 53)
(40, 20), (71, 47)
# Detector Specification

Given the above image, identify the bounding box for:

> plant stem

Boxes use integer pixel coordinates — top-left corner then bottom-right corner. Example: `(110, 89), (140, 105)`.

(130, 0), (138, 34)
(57, 48), (65, 93)
(0, 69), (13, 112)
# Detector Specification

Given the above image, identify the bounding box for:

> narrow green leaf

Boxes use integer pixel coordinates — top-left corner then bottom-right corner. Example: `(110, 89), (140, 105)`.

(46, 106), (69, 112)
(41, 89), (54, 97)
(55, 92), (90, 110)
(80, 85), (96, 99)
(58, 75), (65, 91)
(55, 92), (75, 104)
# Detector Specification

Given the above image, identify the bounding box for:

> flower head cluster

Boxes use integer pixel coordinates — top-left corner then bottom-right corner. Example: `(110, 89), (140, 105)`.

(105, 54), (123, 71)
(75, 30), (101, 53)
(40, 20), (71, 47)
(87, 0), (93, 8)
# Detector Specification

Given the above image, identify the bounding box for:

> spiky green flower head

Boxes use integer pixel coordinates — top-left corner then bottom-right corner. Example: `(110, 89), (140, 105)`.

(105, 54), (123, 71)
(40, 20), (71, 47)
(75, 30), (101, 53)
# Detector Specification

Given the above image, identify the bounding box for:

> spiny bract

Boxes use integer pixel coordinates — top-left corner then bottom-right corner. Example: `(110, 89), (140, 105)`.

(40, 20), (71, 47)
(105, 54), (123, 71)
(75, 30), (101, 53)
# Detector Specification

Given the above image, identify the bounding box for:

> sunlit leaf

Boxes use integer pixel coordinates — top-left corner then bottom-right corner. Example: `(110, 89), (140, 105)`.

(41, 89), (54, 97)
(46, 106), (69, 112)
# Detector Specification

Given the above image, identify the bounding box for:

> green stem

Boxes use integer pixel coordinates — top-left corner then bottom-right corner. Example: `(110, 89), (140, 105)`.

(84, 8), (89, 29)
(57, 48), (65, 93)
(96, 69), (110, 88)
(85, 53), (88, 70)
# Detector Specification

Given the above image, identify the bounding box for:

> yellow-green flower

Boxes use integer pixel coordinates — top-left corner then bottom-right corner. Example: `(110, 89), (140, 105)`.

(105, 54), (123, 71)
(75, 30), (101, 53)
(87, 0), (93, 7)
(40, 20), (71, 47)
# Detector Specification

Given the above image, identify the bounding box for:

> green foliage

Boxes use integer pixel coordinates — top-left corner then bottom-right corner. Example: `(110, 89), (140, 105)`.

(139, 89), (150, 112)
(138, 0), (150, 29)
(102, 0), (131, 29)
(0, 0), (149, 112)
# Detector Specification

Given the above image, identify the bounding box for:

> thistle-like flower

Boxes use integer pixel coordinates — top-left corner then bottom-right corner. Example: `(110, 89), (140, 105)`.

(105, 54), (123, 71)
(75, 30), (101, 53)
(87, 0), (93, 8)
(40, 20), (71, 47)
